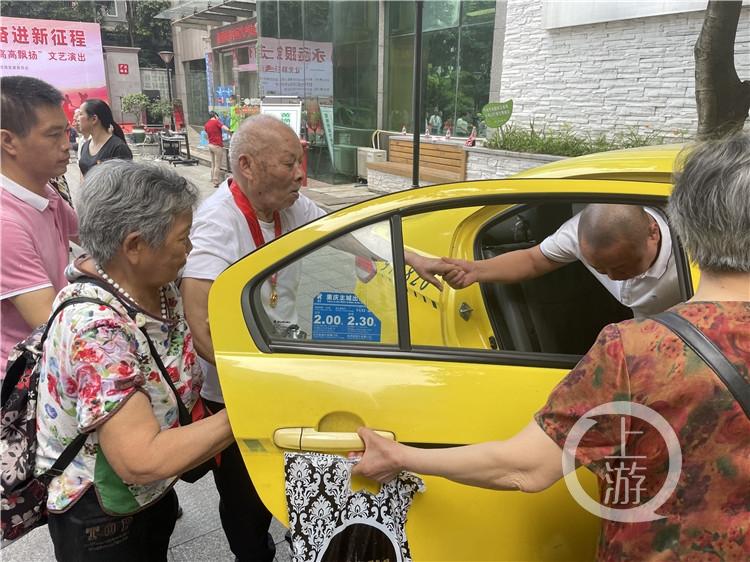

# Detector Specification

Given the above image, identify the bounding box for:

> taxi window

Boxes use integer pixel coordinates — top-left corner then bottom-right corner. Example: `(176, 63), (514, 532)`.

(253, 220), (398, 345)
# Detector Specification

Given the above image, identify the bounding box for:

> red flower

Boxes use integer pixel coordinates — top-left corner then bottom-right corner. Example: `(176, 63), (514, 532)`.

(167, 366), (179, 382)
(116, 361), (134, 377)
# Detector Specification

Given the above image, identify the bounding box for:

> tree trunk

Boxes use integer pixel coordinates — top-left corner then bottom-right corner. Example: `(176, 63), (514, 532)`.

(126, 0), (136, 48)
(694, 0), (750, 139)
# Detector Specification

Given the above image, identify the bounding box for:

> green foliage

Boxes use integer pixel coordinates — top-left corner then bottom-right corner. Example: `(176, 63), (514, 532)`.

(1, 1), (98, 22)
(483, 120), (683, 157)
(121, 93), (150, 125)
(148, 98), (173, 120)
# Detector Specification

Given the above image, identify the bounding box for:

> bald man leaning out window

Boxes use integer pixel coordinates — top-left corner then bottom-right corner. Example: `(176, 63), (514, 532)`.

(442, 204), (682, 317)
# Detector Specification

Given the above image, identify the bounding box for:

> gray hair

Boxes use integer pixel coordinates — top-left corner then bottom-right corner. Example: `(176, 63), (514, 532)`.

(78, 160), (199, 265)
(229, 114), (296, 174)
(668, 133), (750, 272)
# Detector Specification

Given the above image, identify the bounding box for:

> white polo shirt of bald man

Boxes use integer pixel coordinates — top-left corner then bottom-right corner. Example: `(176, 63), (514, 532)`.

(539, 207), (680, 317)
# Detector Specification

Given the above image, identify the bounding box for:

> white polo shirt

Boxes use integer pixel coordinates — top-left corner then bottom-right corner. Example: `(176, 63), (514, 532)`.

(182, 181), (326, 403)
(539, 207), (681, 317)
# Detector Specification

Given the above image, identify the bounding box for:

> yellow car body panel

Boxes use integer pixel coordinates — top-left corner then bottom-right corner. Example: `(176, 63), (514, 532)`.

(210, 147), (699, 561)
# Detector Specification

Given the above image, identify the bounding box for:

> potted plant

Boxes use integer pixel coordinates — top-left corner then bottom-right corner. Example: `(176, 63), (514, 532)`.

(149, 98), (174, 130)
(121, 93), (151, 143)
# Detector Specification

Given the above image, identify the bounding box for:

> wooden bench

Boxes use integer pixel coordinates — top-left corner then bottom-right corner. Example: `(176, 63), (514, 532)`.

(368, 137), (467, 184)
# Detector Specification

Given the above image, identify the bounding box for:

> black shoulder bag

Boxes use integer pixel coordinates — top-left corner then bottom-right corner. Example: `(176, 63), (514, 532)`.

(652, 311), (750, 419)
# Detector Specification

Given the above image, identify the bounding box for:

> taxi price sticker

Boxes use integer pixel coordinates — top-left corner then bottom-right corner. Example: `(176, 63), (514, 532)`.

(312, 292), (381, 342)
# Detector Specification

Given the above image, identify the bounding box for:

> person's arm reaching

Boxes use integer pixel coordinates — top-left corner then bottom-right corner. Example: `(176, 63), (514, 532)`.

(180, 277), (215, 365)
(442, 245), (565, 289)
(352, 421), (564, 493)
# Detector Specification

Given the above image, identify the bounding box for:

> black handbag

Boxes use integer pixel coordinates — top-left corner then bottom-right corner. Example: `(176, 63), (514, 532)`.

(652, 311), (750, 419)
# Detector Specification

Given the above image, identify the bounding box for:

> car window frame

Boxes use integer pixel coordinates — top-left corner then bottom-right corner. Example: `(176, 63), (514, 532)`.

(240, 190), (689, 371)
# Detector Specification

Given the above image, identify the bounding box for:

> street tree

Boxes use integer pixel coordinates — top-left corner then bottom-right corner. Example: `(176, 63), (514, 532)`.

(695, 0), (750, 139)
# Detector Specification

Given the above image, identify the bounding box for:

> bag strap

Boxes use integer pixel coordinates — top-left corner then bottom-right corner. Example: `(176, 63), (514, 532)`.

(652, 311), (750, 419)
(139, 327), (192, 427)
(40, 432), (89, 482)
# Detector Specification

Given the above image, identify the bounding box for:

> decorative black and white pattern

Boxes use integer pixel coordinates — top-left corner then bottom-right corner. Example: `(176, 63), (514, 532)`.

(285, 452), (424, 562)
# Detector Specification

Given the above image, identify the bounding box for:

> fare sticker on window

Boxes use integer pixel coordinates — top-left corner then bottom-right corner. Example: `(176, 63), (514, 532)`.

(312, 292), (381, 342)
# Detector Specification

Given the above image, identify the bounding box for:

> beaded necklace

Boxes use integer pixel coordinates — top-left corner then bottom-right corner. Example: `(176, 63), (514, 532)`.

(95, 264), (167, 319)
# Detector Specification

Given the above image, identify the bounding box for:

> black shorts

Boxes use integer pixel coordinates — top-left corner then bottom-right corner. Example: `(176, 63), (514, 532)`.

(48, 485), (178, 562)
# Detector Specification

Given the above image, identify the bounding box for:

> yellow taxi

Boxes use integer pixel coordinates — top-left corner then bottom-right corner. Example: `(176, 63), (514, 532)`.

(209, 144), (696, 561)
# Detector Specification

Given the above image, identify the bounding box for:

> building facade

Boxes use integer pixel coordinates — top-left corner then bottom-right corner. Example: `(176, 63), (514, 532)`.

(161, 0), (749, 183)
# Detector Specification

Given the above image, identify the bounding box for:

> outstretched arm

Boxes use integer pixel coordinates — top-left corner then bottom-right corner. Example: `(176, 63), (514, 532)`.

(442, 245), (565, 289)
(352, 421), (564, 493)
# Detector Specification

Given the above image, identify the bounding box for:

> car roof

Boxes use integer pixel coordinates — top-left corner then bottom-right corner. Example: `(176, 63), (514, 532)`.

(512, 144), (685, 182)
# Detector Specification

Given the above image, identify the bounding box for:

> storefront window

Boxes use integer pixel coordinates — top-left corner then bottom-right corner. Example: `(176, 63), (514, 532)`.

(385, 0), (494, 137)
(424, 0), (460, 32)
(259, 0), (278, 37)
(461, 0), (497, 25)
(278, 0), (303, 39)
(422, 28), (459, 135)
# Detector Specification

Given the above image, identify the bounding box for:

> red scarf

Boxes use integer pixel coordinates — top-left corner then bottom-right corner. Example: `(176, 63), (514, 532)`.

(229, 179), (281, 246)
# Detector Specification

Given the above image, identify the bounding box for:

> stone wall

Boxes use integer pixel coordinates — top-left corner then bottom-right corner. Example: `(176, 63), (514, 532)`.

(367, 145), (564, 192)
(497, 0), (750, 142)
(367, 169), (432, 194)
(465, 146), (563, 180)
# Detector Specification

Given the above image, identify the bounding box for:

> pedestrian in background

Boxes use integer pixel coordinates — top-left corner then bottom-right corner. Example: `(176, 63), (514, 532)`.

(204, 111), (230, 188)
(353, 132), (750, 561)
(36, 160), (233, 561)
(0, 76), (78, 374)
(77, 98), (132, 176)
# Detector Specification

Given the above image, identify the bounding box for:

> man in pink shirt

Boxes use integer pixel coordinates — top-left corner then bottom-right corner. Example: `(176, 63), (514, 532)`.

(0, 76), (78, 373)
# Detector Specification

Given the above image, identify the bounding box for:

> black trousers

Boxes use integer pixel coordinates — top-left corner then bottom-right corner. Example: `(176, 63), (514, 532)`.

(205, 399), (275, 562)
(48, 486), (178, 562)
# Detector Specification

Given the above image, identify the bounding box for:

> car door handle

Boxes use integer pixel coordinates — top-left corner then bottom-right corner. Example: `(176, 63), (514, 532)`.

(273, 427), (395, 452)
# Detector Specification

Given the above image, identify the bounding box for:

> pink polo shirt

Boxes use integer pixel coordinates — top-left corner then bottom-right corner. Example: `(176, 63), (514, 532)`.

(0, 175), (78, 374)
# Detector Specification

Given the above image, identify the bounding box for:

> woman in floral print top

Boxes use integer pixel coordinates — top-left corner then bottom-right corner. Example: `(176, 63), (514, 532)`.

(35, 161), (234, 562)
(353, 134), (750, 561)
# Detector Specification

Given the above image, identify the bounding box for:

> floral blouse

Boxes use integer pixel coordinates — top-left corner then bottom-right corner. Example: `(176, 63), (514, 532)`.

(35, 280), (203, 513)
(535, 302), (750, 561)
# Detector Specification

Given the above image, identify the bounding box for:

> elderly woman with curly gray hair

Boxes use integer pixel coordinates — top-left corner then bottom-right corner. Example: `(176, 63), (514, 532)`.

(354, 133), (750, 561)
(34, 160), (232, 561)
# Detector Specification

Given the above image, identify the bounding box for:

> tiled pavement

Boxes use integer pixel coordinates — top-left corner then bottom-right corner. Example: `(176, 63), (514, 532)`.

(3, 153), (377, 561)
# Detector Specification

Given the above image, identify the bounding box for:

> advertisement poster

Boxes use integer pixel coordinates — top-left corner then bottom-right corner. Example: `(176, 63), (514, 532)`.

(0, 17), (108, 123)
(258, 37), (332, 98)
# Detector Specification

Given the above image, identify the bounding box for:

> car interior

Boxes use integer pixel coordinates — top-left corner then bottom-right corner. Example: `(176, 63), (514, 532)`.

(478, 202), (637, 356)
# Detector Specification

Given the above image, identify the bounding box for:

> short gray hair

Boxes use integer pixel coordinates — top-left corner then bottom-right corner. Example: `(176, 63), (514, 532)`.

(229, 114), (296, 174)
(78, 160), (199, 265)
(668, 133), (750, 272)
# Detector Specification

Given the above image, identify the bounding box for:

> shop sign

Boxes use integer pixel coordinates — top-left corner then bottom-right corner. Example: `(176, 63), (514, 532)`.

(0, 16), (109, 123)
(320, 105), (334, 164)
(258, 37), (332, 98)
(205, 52), (214, 108)
(211, 19), (257, 49)
(482, 100), (513, 128)
(261, 101), (302, 138)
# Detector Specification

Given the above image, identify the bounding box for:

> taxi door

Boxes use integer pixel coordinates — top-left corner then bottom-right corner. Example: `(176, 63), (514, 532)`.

(209, 179), (686, 561)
